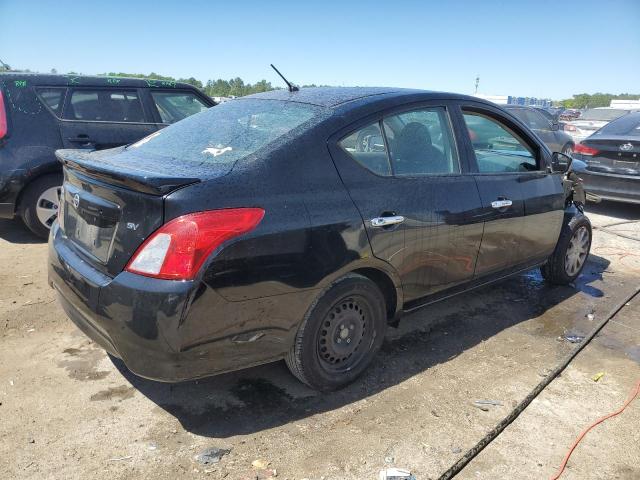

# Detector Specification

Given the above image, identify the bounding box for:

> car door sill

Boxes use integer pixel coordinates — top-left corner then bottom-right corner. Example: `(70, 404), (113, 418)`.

(402, 261), (546, 313)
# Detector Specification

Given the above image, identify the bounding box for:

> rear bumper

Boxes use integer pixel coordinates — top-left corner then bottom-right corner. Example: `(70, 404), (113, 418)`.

(578, 169), (640, 204)
(48, 223), (313, 382)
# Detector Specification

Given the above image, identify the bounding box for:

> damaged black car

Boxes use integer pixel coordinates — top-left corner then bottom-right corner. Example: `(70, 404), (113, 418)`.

(48, 88), (591, 391)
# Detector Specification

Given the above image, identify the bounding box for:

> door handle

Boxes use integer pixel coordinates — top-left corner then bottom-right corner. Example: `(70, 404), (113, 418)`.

(67, 135), (94, 144)
(370, 215), (405, 227)
(491, 199), (513, 209)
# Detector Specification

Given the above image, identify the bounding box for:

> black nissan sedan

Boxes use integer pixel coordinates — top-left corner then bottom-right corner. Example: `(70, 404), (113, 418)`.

(49, 88), (591, 391)
(573, 111), (640, 204)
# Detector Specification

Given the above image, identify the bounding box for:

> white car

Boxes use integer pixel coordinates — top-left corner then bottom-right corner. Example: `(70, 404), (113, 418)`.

(564, 108), (632, 143)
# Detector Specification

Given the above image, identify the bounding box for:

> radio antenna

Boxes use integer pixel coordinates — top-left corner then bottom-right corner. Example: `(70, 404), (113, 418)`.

(270, 64), (299, 92)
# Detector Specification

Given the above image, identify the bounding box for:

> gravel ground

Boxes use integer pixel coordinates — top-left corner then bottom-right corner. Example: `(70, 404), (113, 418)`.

(0, 201), (638, 480)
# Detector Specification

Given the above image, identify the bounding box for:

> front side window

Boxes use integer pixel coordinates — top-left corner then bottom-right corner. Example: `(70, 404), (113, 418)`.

(383, 107), (458, 175)
(66, 89), (144, 122)
(463, 111), (537, 173)
(150, 91), (210, 124)
(36, 88), (66, 117)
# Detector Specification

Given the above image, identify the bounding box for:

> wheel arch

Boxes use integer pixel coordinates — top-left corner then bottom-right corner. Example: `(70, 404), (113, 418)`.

(352, 266), (402, 325)
(15, 164), (62, 213)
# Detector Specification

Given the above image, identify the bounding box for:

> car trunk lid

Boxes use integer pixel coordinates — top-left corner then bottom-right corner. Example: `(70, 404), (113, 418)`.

(581, 137), (640, 176)
(56, 147), (206, 276)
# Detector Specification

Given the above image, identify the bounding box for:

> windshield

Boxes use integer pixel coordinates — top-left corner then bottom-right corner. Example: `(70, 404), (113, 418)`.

(596, 113), (640, 137)
(578, 109), (628, 121)
(129, 99), (326, 165)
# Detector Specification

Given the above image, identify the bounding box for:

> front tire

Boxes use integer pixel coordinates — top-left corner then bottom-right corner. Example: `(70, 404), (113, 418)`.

(541, 213), (591, 285)
(19, 174), (62, 239)
(285, 274), (387, 391)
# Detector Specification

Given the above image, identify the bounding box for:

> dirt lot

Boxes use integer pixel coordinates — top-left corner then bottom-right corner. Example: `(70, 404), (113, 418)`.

(1, 202), (639, 480)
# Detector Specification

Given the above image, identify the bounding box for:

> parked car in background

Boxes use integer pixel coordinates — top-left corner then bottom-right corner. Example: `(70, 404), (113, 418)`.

(0, 73), (215, 237)
(563, 108), (631, 143)
(49, 87), (591, 391)
(504, 105), (574, 155)
(559, 109), (581, 121)
(573, 111), (640, 204)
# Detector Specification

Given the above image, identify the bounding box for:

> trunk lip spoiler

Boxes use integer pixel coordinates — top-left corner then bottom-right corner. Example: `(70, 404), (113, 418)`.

(55, 149), (201, 195)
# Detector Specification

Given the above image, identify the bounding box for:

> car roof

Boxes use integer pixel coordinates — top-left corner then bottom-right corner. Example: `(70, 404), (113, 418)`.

(245, 86), (482, 108)
(0, 72), (198, 90)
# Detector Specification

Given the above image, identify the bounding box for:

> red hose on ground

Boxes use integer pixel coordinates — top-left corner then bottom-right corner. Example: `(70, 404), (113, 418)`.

(550, 378), (640, 480)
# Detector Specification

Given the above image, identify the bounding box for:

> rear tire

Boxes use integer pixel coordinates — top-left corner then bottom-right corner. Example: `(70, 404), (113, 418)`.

(19, 174), (62, 239)
(285, 274), (387, 391)
(541, 213), (591, 285)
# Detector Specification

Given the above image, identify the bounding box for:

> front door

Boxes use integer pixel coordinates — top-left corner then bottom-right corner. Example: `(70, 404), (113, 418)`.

(458, 104), (564, 277)
(60, 87), (157, 150)
(329, 104), (483, 303)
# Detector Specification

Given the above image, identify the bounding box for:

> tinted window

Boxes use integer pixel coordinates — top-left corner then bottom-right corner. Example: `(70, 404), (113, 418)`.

(67, 89), (144, 122)
(36, 88), (66, 117)
(595, 113), (640, 137)
(129, 99), (324, 166)
(383, 107), (458, 175)
(339, 122), (391, 176)
(507, 108), (548, 130)
(463, 112), (537, 173)
(150, 91), (210, 123)
(524, 110), (550, 130)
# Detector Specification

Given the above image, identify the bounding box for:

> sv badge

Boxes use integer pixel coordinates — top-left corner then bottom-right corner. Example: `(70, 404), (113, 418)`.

(126, 222), (140, 231)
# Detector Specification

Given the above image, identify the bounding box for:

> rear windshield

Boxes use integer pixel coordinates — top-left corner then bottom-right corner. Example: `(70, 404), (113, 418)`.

(595, 113), (640, 137)
(129, 99), (325, 165)
(578, 109), (628, 121)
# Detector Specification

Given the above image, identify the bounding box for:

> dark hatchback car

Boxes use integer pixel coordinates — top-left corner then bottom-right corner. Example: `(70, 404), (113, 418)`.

(573, 111), (640, 204)
(503, 105), (574, 155)
(0, 73), (214, 237)
(49, 88), (592, 391)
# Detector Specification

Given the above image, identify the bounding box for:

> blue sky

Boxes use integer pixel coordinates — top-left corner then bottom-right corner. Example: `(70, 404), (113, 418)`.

(1, 0), (638, 99)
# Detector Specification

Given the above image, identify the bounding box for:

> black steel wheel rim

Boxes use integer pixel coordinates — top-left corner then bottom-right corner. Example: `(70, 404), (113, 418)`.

(316, 295), (373, 373)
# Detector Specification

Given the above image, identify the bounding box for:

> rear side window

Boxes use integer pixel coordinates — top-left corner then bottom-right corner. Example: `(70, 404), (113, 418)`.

(66, 89), (145, 123)
(129, 99), (325, 166)
(36, 88), (66, 117)
(339, 107), (459, 176)
(150, 91), (210, 123)
(339, 122), (391, 176)
(383, 107), (459, 175)
(463, 112), (537, 173)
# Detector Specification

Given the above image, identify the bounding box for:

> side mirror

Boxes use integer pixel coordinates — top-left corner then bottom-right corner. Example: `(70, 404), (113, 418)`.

(552, 151), (573, 173)
(550, 121), (560, 131)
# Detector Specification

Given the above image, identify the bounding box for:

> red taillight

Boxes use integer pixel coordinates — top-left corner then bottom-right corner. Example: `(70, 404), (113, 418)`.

(0, 90), (7, 139)
(574, 143), (599, 156)
(125, 208), (265, 280)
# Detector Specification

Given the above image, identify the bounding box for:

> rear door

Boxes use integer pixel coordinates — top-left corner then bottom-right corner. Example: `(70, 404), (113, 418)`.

(456, 103), (564, 276)
(329, 102), (483, 303)
(60, 88), (157, 150)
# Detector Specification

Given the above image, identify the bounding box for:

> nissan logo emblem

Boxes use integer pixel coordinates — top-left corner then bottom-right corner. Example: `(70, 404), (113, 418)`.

(620, 143), (633, 151)
(72, 193), (80, 209)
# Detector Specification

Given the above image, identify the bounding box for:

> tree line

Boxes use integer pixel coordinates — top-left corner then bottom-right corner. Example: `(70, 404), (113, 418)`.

(102, 72), (281, 97)
(558, 92), (640, 109)
(2, 65), (638, 106)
